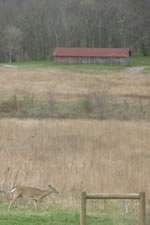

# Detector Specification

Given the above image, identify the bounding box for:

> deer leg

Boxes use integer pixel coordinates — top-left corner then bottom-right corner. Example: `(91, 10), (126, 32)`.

(8, 195), (18, 210)
(33, 200), (38, 209)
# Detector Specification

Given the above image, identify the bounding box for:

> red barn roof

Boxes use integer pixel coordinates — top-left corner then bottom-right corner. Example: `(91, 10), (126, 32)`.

(53, 48), (130, 58)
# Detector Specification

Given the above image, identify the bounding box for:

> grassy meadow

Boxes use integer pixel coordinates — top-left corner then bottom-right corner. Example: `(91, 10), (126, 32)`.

(0, 57), (150, 224)
(10, 56), (150, 70)
(0, 203), (137, 225)
(0, 57), (150, 120)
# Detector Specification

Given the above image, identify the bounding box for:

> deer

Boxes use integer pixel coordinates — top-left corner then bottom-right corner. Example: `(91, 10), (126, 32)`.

(8, 184), (59, 210)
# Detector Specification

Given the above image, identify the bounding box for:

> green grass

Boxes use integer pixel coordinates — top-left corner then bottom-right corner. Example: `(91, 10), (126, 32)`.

(9, 56), (150, 73)
(0, 204), (137, 225)
(0, 204), (79, 225)
(12, 60), (54, 68)
(0, 56), (149, 74)
(11, 59), (125, 74)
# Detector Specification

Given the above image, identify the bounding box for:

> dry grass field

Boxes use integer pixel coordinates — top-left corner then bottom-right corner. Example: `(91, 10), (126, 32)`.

(0, 64), (150, 210)
(0, 65), (150, 120)
(0, 119), (150, 194)
(0, 66), (150, 100)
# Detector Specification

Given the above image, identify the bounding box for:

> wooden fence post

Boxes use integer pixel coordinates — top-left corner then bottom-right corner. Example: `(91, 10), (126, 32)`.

(139, 192), (145, 225)
(80, 192), (145, 225)
(80, 192), (86, 225)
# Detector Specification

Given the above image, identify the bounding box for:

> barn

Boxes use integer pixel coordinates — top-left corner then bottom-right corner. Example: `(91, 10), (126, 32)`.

(53, 48), (130, 65)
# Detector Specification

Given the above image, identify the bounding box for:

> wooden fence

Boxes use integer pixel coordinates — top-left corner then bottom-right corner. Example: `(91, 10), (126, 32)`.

(80, 192), (145, 225)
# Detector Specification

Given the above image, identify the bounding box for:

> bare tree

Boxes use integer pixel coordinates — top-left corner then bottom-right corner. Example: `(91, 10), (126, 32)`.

(4, 25), (22, 63)
(0, 0), (149, 61)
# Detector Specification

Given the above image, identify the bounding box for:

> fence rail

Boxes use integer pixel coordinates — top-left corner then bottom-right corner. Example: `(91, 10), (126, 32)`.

(80, 192), (145, 225)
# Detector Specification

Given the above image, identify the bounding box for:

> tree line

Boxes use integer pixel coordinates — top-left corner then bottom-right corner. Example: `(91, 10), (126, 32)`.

(0, 0), (150, 62)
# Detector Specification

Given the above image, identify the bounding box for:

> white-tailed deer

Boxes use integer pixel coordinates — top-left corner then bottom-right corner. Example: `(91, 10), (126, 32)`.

(9, 184), (59, 209)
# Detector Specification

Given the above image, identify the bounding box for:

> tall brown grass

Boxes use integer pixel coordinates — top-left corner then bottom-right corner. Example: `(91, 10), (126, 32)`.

(0, 66), (150, 212)
(0, 66), (150, 101)
(0, 67), (150, 120)
(0, 119), (150, 197)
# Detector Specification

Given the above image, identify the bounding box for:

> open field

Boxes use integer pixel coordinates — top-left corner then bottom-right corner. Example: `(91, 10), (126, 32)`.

(0, 59), (150, 224)
(0, 205), (80, 225)
(8, 56), (150, 70)
(0, 204), (137, 225)
(0, 59), (150, 120)
(0, 60), (150, 194)
(0, 59), (150, 101)
(0, 119), (150, 198)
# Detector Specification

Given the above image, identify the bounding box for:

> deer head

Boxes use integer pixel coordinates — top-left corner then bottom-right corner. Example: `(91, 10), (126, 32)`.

(48, 184), (59, 194)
